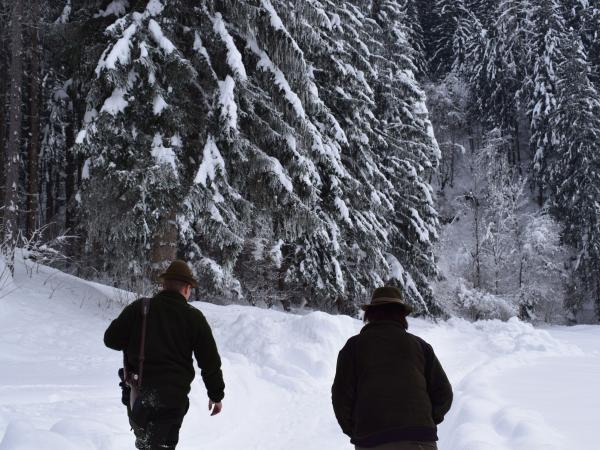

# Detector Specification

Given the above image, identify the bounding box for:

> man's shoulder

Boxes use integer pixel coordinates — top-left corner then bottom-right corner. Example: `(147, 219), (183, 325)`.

(127, 296), (152, 310)
(184, 303), (210, 324)
(121, 298), (143, 313)
(407, 332), (431, 346)
(406, 332), (434, 359)
(340, 334), (360, 353)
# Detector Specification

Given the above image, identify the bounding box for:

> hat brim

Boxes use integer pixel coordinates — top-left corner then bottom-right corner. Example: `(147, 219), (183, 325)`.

(159, 273), (199, 289)
(361, 298), (413, 313)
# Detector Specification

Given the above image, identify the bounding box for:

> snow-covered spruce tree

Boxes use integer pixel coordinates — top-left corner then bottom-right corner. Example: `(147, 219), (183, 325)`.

(466, 0), (498, 28)
(470, 0), (529, 166)
(205, 0), (442, 313)
(550, 31), (600, 320)
(425, 74), (469, 191)
(77, 0), (441, 313)
(300, 2), (392, 310)
(371, 1), (442, 314)
(204, 0), (367, 309)
(399, 0), (428, 77)
(76, 0), (355, 306)
(78, 0), (249, 291)
(429, 0), (470, 78)
(521, 0), (565, 206)
(246, 0), (406, 311)
(566, 0), (600, 86)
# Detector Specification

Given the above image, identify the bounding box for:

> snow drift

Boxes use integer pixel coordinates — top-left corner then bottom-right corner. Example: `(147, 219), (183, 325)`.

(0, 257), (598, 450)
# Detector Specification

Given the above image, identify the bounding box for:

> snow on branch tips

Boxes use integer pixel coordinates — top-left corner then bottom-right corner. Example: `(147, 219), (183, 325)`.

(151, 133), (178, 175)
(100, 88), (129, 115)
(195, 136), (226, 186)
(212, 13), (247, 81)
(266, 156), (293, 193)
(145, 0), (165, 17)
(94, 0), (129, 19)
(247, 38), (306, 120)
(95, 23), (137, 76)
(153, 95), (168, 115)
(219, 76), (238, 135)
(148, 19), (176, 54)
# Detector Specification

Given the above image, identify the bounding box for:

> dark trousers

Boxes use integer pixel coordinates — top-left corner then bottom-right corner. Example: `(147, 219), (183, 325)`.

(129, 401), (189, 450)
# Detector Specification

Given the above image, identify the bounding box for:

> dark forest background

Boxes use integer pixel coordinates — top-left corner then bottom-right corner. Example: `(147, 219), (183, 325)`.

(1, 0), (599, 322)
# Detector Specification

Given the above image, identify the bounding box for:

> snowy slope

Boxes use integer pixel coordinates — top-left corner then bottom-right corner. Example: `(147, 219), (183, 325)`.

(0, 257), (598, 450)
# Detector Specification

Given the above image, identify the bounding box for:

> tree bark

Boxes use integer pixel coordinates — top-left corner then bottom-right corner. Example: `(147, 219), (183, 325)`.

(0, 75), (6, 211)
(64, 114), (76, 232)
(3, 0), (24, 268)
(0, 0), (9, 201)
(473, 199), (482, 289)
(27, 0), (41, 239)
(150, 209), (179, 277)
(514, 119), (522, 175)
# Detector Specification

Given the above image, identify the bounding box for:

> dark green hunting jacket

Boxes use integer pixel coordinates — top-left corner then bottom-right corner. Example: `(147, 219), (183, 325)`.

(104, 290), (225, 406)
(332, 321), (453, 447)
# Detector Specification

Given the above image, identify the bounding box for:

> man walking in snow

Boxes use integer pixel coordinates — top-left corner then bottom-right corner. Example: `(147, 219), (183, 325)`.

(332, 286), (453, 450)
(104, 260), (224, 450)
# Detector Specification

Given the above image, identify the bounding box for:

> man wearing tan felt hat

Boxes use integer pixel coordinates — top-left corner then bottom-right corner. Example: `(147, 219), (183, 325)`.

(332, 286), (453, 450)
(105, 260), (225, 450)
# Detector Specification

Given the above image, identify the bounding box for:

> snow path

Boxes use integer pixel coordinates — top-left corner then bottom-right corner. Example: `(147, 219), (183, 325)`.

(0, 259), (597, 450)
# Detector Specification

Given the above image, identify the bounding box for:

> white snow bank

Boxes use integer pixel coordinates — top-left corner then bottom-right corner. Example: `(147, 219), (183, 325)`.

(434, 318), (582, 450)
(0, 257), (597, 450)
(0, 421), (79, 450)
(204, 306), (357, 390)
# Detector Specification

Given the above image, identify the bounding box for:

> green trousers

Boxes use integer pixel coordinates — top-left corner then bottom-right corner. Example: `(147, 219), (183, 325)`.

(356, 442), (438, 450)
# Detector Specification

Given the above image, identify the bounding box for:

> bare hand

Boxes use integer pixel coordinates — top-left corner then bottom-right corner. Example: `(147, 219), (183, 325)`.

(208, 400), (222, 416)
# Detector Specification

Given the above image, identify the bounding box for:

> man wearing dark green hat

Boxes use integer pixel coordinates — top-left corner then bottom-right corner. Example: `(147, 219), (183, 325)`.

(104, 260), (225, 450)
(332, 286), (453, 450)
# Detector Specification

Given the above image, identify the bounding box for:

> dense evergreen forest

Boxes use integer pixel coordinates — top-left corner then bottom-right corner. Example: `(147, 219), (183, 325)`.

(0, 0), (599, 322)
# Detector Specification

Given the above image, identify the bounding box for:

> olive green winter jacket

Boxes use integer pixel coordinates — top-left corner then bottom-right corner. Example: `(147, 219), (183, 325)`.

(331, 321), (452, 447)
(104, 290), (225, 406)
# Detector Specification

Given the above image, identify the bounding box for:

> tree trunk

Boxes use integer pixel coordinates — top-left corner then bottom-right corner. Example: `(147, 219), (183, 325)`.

(468, 126), (475, 155)
(150, 209), (178, 277)
(450, 133), (456, 188)
(0, 0), (9, 204)
(64, 115), (76, 232)
(514, 119), (522, 175)
(3, 0), (24, 270)
(27, 0), (41, 239)
(0, 77), (6, 212)
(473, 200), (482, 289)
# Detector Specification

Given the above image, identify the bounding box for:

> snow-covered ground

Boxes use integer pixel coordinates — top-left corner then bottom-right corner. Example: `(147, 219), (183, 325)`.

(0, 258), (598, 450)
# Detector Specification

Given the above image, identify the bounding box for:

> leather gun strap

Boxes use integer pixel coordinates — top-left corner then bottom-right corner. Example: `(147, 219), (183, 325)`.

(123, 351), (129, 381)
(137, 297), (151, 387)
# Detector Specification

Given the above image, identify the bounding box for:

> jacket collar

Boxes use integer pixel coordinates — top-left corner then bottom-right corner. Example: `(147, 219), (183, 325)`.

(361, 320), (407, 332)
(156, 290), (188, 304)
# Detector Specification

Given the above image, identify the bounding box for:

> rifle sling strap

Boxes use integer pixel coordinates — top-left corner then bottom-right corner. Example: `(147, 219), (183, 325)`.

(123, 297), (151, 388)
(137, 297), (151, 386)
